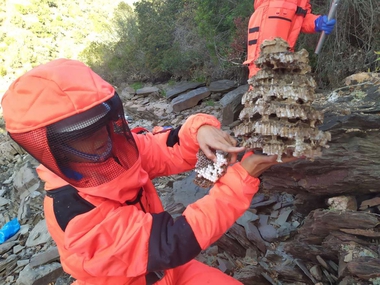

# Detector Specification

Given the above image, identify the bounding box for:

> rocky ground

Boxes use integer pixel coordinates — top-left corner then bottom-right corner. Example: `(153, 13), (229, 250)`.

(0, 75), (380, 285)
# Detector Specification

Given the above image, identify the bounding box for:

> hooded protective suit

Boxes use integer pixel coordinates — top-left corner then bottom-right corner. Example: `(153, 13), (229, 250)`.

(1, 59), (260, 285)
(244, 0), (319, 78)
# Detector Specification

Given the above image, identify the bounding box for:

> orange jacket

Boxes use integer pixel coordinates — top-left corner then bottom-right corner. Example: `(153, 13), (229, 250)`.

(245, 0), (319, 77)
(2, 59), (260, 285)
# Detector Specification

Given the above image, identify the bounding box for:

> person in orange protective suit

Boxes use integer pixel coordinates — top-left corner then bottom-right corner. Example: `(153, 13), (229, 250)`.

(244, 0), (336, 79)
(2, 59), (297, 285)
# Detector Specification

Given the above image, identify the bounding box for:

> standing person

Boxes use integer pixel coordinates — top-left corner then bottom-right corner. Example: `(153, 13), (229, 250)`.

(1, 59), (296, 285)
(244, 0), (336, 79)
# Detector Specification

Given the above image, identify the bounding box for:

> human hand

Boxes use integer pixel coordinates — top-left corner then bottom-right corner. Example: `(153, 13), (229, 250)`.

(240, 151), (298, 178)
(314, 15), (336, 35)
(197, 125), (245, 164)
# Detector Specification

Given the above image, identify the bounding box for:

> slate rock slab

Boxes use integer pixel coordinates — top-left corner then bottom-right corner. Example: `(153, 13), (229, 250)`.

(136, 86), (159, 96)
(166, 82), (205, 100)
(219, 84), (249, 126)
(209, 79), (237, 92)
(171, 87), (210, 112)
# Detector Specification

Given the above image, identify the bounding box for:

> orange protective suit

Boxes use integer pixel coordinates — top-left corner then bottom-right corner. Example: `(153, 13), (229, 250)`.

(1, 59), (260, 285)
(244, 0), (319, 78)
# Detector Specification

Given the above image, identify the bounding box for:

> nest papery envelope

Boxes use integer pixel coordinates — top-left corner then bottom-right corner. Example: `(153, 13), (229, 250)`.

(234, 38), (331, 162)
(193, 150), (229, 188)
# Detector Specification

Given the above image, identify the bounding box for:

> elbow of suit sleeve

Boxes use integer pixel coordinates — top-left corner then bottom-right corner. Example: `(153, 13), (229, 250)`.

(178, 113), (221, 159)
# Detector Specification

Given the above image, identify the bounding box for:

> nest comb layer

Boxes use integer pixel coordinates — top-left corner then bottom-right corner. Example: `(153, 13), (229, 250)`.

(193, 150), (229, 188)
(234, 38), (331, 161)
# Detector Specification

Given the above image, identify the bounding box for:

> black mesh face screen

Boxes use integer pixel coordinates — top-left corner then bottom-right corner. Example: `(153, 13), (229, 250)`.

(11, 94), (139, 188)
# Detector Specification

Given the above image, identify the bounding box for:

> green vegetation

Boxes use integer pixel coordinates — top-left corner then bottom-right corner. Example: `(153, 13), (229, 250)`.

(0, 0), (120, 92)
(205, 99), (215, 107)
(131, 82), (143, 91)
(1, 0), (379, 91)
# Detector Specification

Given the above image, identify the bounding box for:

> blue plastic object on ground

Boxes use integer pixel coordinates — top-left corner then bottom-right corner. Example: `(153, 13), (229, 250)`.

(0, 218), (21, 244)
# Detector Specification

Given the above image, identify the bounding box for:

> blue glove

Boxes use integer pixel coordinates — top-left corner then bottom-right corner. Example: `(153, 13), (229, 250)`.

(314, 15), (336, 34)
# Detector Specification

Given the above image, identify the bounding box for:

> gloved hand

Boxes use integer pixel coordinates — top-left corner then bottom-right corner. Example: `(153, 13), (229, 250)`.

(314, 15), (336, 34)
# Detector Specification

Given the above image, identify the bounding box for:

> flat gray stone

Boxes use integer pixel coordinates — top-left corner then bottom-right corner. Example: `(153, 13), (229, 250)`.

(30, 246), (60, 268)
(136, 86), (159, 96)
(172, 171), (210, 207)
(258, 224), (278, 242)
(244, 223), (267, 253)
(166, 82), (205, 100)
(13, 162), (41, 196)
(120, 86), (135, 101)
(236, 211), (259, 227)
(209, 79), (237, 92)
(0, 196), (10, 206)
(171, 87), (210, 112)
(16, 263), (63, 285)
(26, 219), (51, 247)
(0, 241), (17, 255)
(219, 85), (249, 126)
(275, 208), (293, 226)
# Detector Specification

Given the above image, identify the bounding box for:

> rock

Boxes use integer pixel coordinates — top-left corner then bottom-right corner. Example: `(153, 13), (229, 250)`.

(359, 196), (380, 210)
(217, 257), (234, 274)
(13, 162), (42, 196)
(233, 265), (268, 284)
(26, 220), (51, 247)
(172, 171), (209, 207)
(327, 195), (358, 211)
(274, 208), (292, 226)
(119, 87), (135, 102)
(208, 79), (237, 92)
(0, 254), (17, 272)
(244, 223), (267, 253)
(344, 72), (380, 86)
(135, 86), (159, 96)
(0, 196), (10, 206)
(236, 211), (259, 228)
(258, 225), (278, 242)
(0, 135), (26, 164)
(54, 273), (75, 285)
(16, 263), (63, 285)
(171, 87), (211, 112)
(0, 241), (17, 255)
(309, 264), (323, 281)
(30, 246), (60, 268)
(219, 85), (248, 126)
(166, 82), (205, 100)
(346, 256), (380, 280)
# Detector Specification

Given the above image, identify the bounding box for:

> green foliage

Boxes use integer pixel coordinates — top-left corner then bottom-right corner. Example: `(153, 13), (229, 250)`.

(0, 0), (121, 92)
(298, 0), (380, 87)
(205, 99), (215, 107)
(0, 65), (7, 76)
(135, 0), (181, 74)
(375, 51), (380, 62)
(14, 4), (29, 15)
(167, 79), (176, 86)
(131, 82), (143, 91)
(2, 0), (378, 91)
(194, 0), (251, 57)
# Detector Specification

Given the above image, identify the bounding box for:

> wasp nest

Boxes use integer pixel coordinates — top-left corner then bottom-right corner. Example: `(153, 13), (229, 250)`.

(234, 38), (331, 162)
(193, 150), (229, 188)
